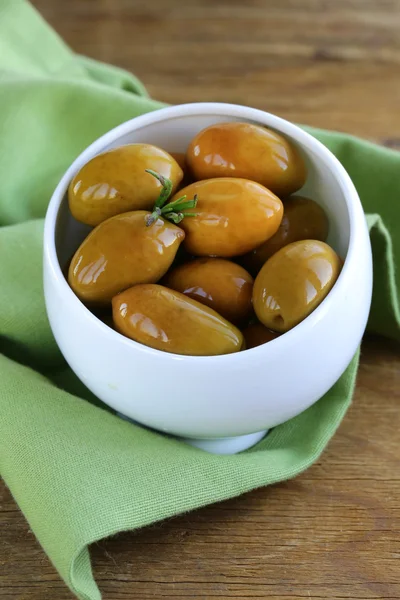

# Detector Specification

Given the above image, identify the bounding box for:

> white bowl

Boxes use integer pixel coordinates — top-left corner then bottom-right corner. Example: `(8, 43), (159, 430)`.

(43, 102), (372, 454)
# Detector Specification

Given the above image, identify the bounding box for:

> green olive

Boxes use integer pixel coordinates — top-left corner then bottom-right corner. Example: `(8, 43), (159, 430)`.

(242, 196), (329, 274)
(68, 211), (184, 304)
(171, 178), (283, 257)
(163, 258), (254, 324)
(69, 144), (183, 226)
(252, 240), (342, 332)
(112, 284), (243, 356)
(186, 122), (306, 196)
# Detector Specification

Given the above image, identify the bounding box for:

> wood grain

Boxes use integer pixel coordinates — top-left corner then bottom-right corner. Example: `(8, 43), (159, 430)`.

(2, 1), (400, 599)
(32, 0), (400, 143)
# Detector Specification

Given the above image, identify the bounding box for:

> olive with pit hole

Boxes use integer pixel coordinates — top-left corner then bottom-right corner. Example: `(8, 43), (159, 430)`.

(252, 240), (342, 332)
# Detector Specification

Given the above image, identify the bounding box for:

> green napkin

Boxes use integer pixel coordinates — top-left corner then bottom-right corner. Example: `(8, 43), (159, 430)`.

(0, 2), (399, 599)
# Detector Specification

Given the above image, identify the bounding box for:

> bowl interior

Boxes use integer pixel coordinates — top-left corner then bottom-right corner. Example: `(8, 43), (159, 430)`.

(55, 110), (351, 278)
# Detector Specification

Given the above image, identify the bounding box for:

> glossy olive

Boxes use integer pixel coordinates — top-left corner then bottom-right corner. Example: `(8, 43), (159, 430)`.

(112, 284), (243, 356)
(187, 122), (307, 196)
(68, 211), (184, 304)
(242, 322), (280, 349)
(163, 258), (254, 323)
(68, 144), (183, 226)
(243, 196), (329, 274)
(253, 240), (341, 333)
(172, 178), (283, 257)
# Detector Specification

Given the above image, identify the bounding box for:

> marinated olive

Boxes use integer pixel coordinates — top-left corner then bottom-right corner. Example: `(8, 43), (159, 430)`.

(172, 178), (283, 257)
(112, 284), (243, 356)
(69, 144), (183, 226)
(187, 122), (306, 196)
(243, 196), (329, 274)
(163, 258), (253, 323)
(242, 322), (280, 349)
(253, 240), (341, 332)
(68, 211), (184, 304)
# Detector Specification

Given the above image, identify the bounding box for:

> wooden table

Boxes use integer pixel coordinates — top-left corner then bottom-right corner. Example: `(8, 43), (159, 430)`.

(2, 1), (400, 598)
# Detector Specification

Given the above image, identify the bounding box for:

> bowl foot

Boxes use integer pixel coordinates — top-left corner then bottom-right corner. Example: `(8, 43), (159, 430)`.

(116, 413), (268, 455)
(181, 430), (268, 454)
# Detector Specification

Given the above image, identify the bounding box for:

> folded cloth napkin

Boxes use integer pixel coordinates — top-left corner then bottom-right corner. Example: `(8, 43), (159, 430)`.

(0, 2), (399, 599)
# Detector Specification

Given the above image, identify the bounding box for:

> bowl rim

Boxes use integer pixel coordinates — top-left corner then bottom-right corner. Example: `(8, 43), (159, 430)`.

(44, 101), (366, 363)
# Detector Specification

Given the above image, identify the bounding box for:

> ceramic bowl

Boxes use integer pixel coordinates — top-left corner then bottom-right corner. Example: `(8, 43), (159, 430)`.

(43, 102), (372, 454)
